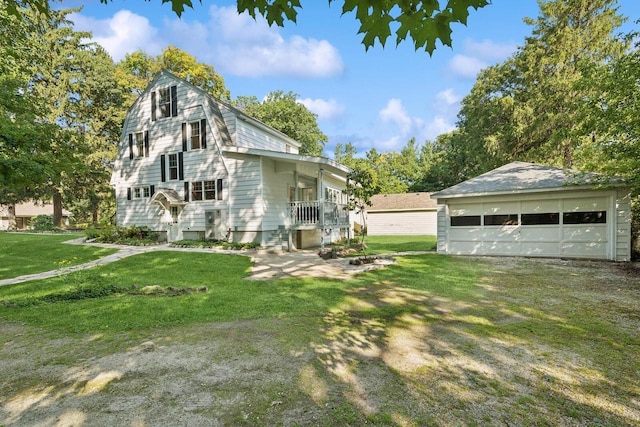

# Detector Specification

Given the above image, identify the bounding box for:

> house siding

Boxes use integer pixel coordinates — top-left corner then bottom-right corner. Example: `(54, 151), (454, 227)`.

(112, 71), (350, 247)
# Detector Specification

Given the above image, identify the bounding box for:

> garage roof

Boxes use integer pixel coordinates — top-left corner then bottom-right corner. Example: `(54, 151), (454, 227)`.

(431, 162), (623, 199)
(369, 192), (437, 212)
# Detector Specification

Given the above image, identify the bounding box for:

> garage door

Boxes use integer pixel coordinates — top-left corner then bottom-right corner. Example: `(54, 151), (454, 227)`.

(447, 197), (610, 259)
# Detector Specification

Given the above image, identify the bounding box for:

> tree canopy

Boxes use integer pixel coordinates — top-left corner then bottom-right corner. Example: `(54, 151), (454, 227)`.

(235, 91), (327, 156)
(6, 0), (490, 54)
(116, 46), (230, 104)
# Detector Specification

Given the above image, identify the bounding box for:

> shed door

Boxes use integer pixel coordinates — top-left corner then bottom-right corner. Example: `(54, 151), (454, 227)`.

(447, 196), (610, 259)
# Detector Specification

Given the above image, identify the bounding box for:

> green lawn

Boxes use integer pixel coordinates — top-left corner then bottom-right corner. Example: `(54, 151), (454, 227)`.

(0, 232), (117, 280)
(356, 234), (437, 254)
(0, 234), (638, 426)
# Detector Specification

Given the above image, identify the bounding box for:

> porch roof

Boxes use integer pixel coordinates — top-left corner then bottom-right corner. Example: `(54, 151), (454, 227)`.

(222, 147), (351, 176)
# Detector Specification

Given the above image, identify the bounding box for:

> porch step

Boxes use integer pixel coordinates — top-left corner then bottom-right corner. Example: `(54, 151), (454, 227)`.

(264, 228), (289, 251)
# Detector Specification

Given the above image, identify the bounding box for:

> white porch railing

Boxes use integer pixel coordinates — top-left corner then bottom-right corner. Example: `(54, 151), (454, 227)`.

(290, 201), (349, 227)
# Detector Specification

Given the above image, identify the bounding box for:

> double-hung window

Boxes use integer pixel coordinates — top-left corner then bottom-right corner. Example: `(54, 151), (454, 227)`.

(168, 154), (178, 180)
(152, 85), (177, 120)
(191, 182), (203, 201)
(159, 88), (171, 118)
(204, 181), (216, 200)
(135, 132), (144, 158)
(190, 122), (201, 149)
(189, 180), (221, 201)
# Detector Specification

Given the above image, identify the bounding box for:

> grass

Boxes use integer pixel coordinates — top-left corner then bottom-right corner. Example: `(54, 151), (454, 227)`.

(350, 234), (437, 255)
(0, 234), (638, 426)
(0, 232), (117, 280)
(0, 252), (347, 332)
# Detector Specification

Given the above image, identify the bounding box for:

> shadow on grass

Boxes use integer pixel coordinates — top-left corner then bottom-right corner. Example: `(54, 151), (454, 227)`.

(309, 254), (640, 425)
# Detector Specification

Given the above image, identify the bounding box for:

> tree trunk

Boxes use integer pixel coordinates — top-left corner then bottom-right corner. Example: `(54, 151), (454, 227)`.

(7, 204), (16, 230)
(53, 190), (63, 227)
(92, 209), (99, 226)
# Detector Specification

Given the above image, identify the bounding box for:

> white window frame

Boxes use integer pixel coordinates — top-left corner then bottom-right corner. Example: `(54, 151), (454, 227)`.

(135, 132), (144, 158)
(133, 186), (150, 199)
(190, 121), (201, 150)
(159, 88), (171, 118)
(168, 154), (178, 181)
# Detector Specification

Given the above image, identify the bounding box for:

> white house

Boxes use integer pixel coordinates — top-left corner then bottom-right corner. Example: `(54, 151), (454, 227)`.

(366, 193), (437, 236)
(110, 71), (351, 249)
(431, 162), (631, 261)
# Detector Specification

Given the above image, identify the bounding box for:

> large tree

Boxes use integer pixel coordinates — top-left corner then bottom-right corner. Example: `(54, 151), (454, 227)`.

(116, 46), (230, 105)
(0, 4), (59, 227)
(235, 91), (327, 156)
(7, 0), (490, 54)
(453, 0), (628, 176)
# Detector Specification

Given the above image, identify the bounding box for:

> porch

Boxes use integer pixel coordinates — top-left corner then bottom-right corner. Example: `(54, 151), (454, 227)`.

(289, 201), (350, 229)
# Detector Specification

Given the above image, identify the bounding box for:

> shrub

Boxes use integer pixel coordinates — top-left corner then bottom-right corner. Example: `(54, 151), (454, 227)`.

(87, 225), (159, 245)
(31, 215), (56, 231)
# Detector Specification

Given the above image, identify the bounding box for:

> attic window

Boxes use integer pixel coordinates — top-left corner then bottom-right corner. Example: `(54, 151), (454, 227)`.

(159, 88), (171, 117)
(153, 85), (177, 120)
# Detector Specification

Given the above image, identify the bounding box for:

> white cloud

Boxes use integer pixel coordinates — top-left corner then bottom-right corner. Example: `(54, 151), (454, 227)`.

(298, 98), (345, 120)
(71, 11), (163, 62)
(71, 6), (344, 79)
(205, 5), (344, 78)
(379, 99), (413, 135)
(448, 54), (489, 79)
(435, 88), (461, 107)
(448, 38), (517, 79)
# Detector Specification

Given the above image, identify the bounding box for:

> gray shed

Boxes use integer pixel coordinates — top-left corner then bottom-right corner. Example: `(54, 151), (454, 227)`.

(431, 162), (631, 261)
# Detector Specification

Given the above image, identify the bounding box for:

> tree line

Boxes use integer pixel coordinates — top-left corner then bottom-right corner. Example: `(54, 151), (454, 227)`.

(337, 0), (639, 229)
(1, 0), (639, 232)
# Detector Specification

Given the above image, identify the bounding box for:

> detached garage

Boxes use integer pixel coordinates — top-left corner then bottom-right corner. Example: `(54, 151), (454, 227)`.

(367, 193), (437, 236)
(431, 162), (631, 261)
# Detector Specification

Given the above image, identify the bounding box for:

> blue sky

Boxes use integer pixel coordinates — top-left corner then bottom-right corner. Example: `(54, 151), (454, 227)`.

(66, 0), (640, 157)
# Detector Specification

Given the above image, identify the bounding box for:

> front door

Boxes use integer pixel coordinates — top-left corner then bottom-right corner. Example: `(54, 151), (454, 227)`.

(168, 206), (182, 242)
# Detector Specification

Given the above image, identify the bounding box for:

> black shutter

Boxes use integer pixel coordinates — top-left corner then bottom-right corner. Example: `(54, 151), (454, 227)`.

(178, 152), (184, 180)
(217, 179), (223, 200)
(181, 123), (187, 151)
(127, 188), (132, 200)
(201, 119), (207, 149)
(160, 154), (166, 182)
(171, 85), (177, 117)
(144, 130), (149, 157)
(128, 133), (133, 160)
(151, 91), (157, 121)
(150, 185), (155, 196)
(184, 182), (189, 202)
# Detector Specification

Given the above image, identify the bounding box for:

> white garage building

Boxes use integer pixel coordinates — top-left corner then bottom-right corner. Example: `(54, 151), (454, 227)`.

(367, 193), (437, 236)
(431, 162), (631, 261)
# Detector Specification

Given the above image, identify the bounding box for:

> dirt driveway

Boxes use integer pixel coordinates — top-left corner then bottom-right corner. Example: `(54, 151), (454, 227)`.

(1, 255), (639, 426)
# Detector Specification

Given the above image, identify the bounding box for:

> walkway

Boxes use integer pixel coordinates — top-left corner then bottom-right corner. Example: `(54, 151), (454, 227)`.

(0, 238), (433, 286)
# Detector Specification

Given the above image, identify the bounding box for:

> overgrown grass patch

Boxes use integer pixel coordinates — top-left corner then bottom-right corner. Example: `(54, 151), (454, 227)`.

(0, 232), (117, 279)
